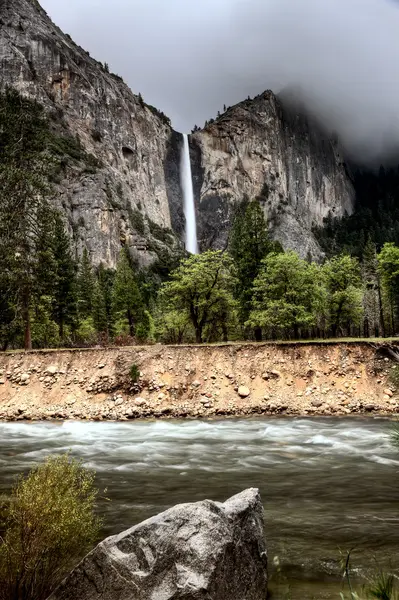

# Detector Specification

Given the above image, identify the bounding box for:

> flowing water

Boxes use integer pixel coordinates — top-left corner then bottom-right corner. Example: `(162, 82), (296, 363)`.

(0, 417), (398, 599)
(180, 133), (198, 254)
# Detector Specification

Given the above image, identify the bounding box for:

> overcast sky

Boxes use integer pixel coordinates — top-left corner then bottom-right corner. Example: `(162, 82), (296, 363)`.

(40, 0), (399, 161)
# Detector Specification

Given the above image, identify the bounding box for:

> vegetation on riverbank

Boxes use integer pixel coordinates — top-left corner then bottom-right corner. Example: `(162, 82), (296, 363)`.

(0, 454), (101, 600)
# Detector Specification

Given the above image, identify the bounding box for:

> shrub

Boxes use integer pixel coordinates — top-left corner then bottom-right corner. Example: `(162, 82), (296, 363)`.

(0, 454), (101, 600)
(129, 363), (140, 383)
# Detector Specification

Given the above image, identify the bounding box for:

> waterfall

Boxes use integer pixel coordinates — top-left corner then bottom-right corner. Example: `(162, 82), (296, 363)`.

(180, 134), (198, 254)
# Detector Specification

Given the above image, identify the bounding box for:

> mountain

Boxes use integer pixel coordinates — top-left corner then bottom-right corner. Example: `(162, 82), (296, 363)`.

(0, 0), (185, 268)
(191, 92), (354, 260)
(0, 0), (355, 265)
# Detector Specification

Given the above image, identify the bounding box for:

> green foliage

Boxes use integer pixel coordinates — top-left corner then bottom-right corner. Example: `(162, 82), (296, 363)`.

(0, 454), (101, 600)
(31, 296), (61, 349)
(155, 309), (193, 344)
(136, 310), (155, 343)
(129, 363), (140, 383)
(314, 166), (399, 260)
(0, 89), (55, 349)
(322, 255), (364, 335)
(248, 251), (326, 338)
(77, 248), (95, 318)
(128, 207), (145, 235)
(229, 198), (281, 327)
(112, 249), (143, 337)
(50, 212), (78, 338)
(158, 250), (237, 343)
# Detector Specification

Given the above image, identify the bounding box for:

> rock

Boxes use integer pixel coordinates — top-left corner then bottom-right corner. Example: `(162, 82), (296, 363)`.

(46, 366), (58, 376)
(383, 388), (394, 397)
(238, 386), (250, 398)
(365, 404), (376, 412)
(134, 397), (146, 406)
(270, 370), (281, 379)
(311, 400), (323, 408)
(98, 364), (106, 369)
(20, 373), (30, 383)
(115, 398), (124, 406)
(0, 379), (5, 385)
(158, 393), (165, 400)
(192, 380), (201, 388)
(48, 489), (267, 600)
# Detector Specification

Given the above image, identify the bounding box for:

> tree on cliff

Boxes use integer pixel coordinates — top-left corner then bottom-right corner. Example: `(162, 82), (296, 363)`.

(158, 250), (237, 343)
(0, 454), (101, 600)
(247, 251), (326, 339)
(229, 198), (282, 340)
(0, 89), (55, 350)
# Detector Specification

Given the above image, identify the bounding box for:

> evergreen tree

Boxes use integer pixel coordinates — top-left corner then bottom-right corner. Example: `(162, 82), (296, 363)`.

(378, 242), (399, 335)
(112, 249), (143, 337)
(50, 212), (78, 339)
(92, 277), (108, 335)
(0, 89), (54, 349)
(322, 255), (364, 336)
(229, 198), (280, 339)
(77, 248), (95, 318)
(362, 238), (385, 337)
(97, 263), (115, 335)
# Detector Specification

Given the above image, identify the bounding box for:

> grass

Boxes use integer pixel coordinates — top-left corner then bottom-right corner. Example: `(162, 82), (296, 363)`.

(3, 337), (399, 355)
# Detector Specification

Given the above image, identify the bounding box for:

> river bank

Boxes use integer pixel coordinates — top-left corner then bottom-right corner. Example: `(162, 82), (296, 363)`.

(0, 341), (398, 421)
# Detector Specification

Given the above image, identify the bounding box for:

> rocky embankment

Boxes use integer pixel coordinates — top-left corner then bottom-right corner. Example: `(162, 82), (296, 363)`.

(0, 342), (398, 421)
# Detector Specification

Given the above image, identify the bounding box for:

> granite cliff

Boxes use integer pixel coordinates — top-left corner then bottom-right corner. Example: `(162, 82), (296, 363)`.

(191, 93), (355, 259)
(0, 0), (185, 268)
(0, 0), (355, 266)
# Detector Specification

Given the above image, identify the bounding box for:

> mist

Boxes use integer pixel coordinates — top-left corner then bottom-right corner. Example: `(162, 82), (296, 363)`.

(40, 0), (399, 163)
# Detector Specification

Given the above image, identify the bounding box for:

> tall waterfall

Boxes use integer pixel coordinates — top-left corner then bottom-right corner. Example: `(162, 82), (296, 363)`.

(180, 134), (198, 254)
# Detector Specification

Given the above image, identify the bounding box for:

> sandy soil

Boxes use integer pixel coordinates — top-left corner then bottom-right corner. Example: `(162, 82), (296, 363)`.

(0, 342), (398, 421)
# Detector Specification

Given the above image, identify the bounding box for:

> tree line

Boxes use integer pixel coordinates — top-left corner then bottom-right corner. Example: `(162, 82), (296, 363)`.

(3, 87), (399, 349)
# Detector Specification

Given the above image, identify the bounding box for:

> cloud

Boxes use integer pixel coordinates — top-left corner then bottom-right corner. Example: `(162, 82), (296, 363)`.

(40, 0), (399, 162)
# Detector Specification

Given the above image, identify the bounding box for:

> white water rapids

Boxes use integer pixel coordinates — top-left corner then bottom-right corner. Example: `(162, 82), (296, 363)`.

(180, 134), (198, 254)
(1, 417), (398, 599)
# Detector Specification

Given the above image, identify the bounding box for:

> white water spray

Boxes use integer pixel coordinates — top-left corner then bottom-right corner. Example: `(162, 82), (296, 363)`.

(180, 134), (198, 254)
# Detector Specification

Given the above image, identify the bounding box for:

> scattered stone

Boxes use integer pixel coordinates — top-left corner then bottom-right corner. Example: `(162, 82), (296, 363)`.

(134, 397), (146, 406)
(46, 366), (58, 375)
(238, 386), (250, 398)
(98, 364), (106, 369)
(383, 388), (394, 397)
(192, 380), (201, 388)
(311, 400), (323, 408)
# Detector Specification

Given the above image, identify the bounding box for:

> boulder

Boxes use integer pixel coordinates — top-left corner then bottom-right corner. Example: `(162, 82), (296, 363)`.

(47, 489), (267, 600)
(238, 385), (250, 398)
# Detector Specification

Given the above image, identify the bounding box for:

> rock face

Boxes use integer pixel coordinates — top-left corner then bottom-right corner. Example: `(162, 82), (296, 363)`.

(0, 0), (354, 265)
(48, 489), (267, 600)
(191, 92), (355, 260)
(0, 0), (185, 268)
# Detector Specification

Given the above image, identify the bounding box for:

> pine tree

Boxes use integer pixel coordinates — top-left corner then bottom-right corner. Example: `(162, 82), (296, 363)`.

(92, 277), (108, 335)
(97, 263), (115, 336)
(112, 249), (143, 337)
(362, 238), (384, 337)
(77, 248), (95, 319)
(50, 212), (78, 339)
(0, 89), (54, 349)
(229, 198), (281, 339)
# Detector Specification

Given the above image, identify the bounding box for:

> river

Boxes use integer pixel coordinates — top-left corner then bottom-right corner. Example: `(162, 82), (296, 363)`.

(0, 417), (398, 599)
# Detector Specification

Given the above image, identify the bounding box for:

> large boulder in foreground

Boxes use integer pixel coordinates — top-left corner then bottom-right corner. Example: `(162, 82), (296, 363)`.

(48, 488), (267, 600)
